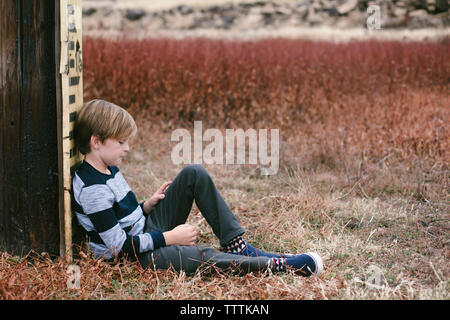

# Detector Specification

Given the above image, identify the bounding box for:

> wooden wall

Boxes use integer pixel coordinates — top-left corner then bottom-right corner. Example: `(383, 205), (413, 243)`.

(0, 1), (61, 256)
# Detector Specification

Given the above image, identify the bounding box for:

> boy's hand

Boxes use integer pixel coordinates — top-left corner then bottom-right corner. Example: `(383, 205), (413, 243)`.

(163, 224), (198, 246)
(143, 181), (172, 214)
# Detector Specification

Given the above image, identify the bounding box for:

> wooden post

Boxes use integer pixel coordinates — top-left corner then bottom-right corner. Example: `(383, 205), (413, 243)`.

(0, 0), (82, 258)
(1, 0), (60, 256)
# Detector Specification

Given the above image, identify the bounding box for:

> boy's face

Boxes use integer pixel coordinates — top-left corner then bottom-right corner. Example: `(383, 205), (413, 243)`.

(95, 137), (131, 167)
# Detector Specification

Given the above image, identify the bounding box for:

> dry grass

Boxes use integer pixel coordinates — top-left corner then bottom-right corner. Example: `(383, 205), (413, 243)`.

(0, 139), (448, 299)
(83, 37), (449, 165)
(1, 37), (448, 300)
(1, 148), (447, 299)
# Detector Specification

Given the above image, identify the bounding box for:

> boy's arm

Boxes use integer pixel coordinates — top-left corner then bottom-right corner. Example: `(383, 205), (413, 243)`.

(80, 185), (165, 255)
(162, 224), (198, 246)
(140, 181), (172, 215)
(139, 201), (154, 216)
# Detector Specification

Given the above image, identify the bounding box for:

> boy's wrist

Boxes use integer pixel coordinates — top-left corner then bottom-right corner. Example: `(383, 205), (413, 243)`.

(142, 199), (154, 214)
(149, 230), (166, 249)
(163, 230), (174, 246)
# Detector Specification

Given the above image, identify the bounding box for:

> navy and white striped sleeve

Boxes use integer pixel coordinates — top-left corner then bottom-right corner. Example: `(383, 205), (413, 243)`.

(79, 184), (165, 255)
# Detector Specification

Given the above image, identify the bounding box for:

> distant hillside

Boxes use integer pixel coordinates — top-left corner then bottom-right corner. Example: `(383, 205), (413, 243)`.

(82, 0), (450, 41)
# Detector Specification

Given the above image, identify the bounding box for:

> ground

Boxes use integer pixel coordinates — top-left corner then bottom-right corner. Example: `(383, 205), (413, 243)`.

(1, 126), (448, 299)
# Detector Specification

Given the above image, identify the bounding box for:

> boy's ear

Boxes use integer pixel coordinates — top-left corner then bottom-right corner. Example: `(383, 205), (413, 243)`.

(89, 135), (102, 150)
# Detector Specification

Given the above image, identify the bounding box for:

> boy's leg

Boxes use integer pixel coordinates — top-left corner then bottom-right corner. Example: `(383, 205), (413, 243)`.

(138, 244), (271, 275)
(139, 164), (271, 274)
(138, 164), (323, 277)
(138, 243), (322, 277)
(144, 164), (244, 246)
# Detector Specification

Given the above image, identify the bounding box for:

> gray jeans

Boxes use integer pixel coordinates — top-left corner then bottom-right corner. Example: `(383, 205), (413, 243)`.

(138, 164), (271, 275)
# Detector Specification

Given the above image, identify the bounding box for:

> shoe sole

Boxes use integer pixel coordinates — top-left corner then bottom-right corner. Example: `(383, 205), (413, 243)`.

(305, 252), (323, 276)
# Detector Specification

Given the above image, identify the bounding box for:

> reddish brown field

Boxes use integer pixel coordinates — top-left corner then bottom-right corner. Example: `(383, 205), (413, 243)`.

(84, 37), (448, 164)
(84, 37), (449, 202)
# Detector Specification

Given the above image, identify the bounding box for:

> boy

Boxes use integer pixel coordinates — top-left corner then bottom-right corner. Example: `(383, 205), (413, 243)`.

(72, 99), (323, 276)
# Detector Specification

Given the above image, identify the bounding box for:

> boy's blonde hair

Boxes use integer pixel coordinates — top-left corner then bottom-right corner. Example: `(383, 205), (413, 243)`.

(74, 99), (137, 155)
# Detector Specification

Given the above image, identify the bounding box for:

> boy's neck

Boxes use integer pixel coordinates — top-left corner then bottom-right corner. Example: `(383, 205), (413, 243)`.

(84, 154), (112, 175)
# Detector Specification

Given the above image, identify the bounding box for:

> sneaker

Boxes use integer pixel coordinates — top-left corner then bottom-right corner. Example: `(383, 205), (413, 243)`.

(271, 252), (323, 277)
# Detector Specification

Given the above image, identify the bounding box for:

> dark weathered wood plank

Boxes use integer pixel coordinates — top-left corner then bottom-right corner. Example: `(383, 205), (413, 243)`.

(1, 0), (60, 255)
(1, 0), (26, 254)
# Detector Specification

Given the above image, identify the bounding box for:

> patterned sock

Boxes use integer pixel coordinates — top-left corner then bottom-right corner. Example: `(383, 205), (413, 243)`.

(221, 235), (287, 258)
(221, 235), (247, 254)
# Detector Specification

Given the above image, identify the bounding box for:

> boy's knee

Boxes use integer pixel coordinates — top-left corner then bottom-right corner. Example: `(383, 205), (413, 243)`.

(154, 245), (212, 274)
(181, 164), (209, 178)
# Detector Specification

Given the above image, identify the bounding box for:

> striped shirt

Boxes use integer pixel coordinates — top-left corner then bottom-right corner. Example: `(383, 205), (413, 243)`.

(71, 161), (165, 260)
